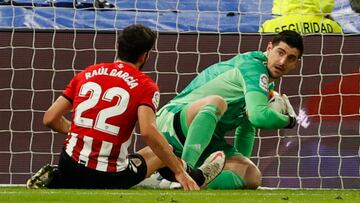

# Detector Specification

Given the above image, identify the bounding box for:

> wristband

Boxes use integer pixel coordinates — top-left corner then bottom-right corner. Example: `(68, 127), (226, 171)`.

(285, 116), (297, 128)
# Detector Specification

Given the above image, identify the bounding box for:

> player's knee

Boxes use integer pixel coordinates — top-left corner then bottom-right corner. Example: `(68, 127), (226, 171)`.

(243, 164), (262, 189)
(205, 95), (227, 114)
(224, 156), (261, 189)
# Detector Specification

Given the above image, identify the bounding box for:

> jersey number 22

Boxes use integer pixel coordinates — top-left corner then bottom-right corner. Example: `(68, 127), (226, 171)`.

(74, 81), (129, 136)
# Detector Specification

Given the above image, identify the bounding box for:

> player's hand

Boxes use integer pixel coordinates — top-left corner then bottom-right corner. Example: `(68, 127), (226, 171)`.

(268, 93), (287, 115)
(281, 94), (297, 128)
(174, 171), (200, 191)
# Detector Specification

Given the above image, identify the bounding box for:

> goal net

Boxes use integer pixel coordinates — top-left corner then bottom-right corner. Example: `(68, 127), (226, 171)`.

(0, 0), (359, 189)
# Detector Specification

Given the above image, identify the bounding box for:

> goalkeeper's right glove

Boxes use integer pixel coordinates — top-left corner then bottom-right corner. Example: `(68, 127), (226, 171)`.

(282, 94), (297, 128)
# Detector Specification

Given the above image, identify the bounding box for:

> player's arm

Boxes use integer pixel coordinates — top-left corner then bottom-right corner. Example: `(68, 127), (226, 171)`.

(43, 96), (72, 134)
(234, 119), (256, 157)
(245, 91), (293, 128)
(137, 105), (200, 191)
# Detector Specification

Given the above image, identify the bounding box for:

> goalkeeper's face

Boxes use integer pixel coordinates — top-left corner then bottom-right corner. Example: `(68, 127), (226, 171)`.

(266, 41), (301, 80)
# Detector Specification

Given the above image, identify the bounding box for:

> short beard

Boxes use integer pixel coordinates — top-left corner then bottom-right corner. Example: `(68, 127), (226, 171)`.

(267, 68), (279, 80)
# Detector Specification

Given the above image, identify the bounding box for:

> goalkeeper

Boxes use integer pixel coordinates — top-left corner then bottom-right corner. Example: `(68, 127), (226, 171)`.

(155, 30), (303, 189)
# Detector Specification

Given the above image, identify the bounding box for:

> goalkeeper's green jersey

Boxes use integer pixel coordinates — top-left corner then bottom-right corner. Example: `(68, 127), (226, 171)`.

(161, 51), (290, 156)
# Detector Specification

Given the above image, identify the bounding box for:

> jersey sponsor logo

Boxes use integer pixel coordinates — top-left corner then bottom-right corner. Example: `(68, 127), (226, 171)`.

(259, 74), (269, 92)
(152, 91), (160, 109)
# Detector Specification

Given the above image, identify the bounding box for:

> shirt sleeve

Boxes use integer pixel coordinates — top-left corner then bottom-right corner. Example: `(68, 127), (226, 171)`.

(62, 76), (78, 104)
(139, 82), (160, 112)
(245, 91), (290, 129)
(234, 119), (256, 157)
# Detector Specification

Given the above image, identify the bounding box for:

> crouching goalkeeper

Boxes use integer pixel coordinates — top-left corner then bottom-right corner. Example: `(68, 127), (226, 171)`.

(153, 30), (303, 189)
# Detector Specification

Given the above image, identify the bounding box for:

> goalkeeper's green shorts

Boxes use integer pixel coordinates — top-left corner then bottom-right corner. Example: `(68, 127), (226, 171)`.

(156, 105), (242, 168)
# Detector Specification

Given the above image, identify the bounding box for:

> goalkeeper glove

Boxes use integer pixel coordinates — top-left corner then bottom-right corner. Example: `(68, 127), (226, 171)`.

(282, 94), (297, 128)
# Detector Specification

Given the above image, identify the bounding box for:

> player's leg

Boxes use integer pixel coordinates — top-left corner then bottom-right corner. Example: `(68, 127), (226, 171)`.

(196, 137), (261, 190)
(180, 95), (227, 167)
(26, 164), (57, 189)
(137, 146), (167, 177)
(27, 149), (75, 189)
(27, 149), (148, 189)
(57, 151), (148, 189)
(26, 149), (85, 189)
(155, 103), (226, 188)
(207, 154), (261, 189)
(138, 146), (225, 188)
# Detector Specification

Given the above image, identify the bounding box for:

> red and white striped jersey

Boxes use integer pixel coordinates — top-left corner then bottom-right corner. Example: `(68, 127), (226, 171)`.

(62, 61), (160, 172)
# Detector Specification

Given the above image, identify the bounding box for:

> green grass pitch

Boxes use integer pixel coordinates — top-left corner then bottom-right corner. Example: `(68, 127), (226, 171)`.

(0, 187), (359, 203)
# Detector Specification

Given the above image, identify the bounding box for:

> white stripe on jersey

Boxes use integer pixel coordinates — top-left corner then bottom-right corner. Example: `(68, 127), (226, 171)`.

(65, 133), (134, 172)
(96, 140), (113, 172)
(79, 136), (93, 166)
(116, 136), (132, 171)
(65, 132), (78, 157)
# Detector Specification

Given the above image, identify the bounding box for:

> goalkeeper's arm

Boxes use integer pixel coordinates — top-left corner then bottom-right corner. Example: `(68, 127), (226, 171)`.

(234, 120), (256, 157)
(245, 91), (295, 129)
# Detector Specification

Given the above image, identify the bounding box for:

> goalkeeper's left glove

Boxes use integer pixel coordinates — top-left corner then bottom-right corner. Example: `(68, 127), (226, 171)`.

(282, 94), (297, 128)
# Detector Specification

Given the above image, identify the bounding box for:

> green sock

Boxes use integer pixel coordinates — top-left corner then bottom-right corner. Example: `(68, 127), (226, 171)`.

(207, 170), (246, 189)
(181, 104), (221, 167)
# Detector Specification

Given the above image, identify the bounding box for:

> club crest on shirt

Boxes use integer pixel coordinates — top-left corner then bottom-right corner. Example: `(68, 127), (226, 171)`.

(152, 91), (160, 109)
(259, 74), (269, 92)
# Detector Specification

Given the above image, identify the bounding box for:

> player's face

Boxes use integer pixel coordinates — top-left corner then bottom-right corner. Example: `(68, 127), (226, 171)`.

(266, 41), (301, 80)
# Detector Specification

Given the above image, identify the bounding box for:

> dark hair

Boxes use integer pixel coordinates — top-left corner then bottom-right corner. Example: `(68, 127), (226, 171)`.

(117, 24), (156, 63)
(272, 30), (304, 57)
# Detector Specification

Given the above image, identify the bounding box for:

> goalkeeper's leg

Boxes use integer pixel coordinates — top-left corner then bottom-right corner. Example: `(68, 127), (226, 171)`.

(207, 155), (261, 189)
(157, 153), (261, 190)
(180, 95), (227, 167)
